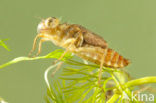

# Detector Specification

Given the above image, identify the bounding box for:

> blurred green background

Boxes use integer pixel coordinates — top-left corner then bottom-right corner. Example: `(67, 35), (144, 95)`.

(0, 0), (156, 103)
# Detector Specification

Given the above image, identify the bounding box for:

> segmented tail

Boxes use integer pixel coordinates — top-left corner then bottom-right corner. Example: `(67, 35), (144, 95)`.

(74, 47), (130, 68)
(103, 48), (130, 68)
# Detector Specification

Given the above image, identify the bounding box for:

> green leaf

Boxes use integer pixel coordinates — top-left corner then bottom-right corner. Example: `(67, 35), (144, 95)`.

(0, 39), (10, 51)
(0, 49), (72, 69)
(125, 76), (156, 88)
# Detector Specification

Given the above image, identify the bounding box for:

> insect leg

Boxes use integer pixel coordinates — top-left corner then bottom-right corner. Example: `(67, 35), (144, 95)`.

(74, 31), (83, 47)
(98, 53), (105, 87)
(53, 48), (70, 64)
(28, 34), (43, 57)
(35, 38), (48, 57)
(53, 31), (83, 63)
(51, 62), (63, 77)
(51, 38), (77, 76)
(54, 38), (76, 64)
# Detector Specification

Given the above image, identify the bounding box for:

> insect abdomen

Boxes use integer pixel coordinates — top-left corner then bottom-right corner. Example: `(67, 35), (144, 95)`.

(73, 47), (130, 68)
(104, 48), (129, 68)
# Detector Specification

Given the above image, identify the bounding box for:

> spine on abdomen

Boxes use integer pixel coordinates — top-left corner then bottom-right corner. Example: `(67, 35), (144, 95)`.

(73, 47), (130, 68)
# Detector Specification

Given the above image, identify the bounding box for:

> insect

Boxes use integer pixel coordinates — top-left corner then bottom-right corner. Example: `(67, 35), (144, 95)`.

(29, 17), (130, 86)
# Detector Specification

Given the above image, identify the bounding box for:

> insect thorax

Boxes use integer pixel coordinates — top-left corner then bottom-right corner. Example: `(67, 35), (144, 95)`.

(49, 24), (83, 48)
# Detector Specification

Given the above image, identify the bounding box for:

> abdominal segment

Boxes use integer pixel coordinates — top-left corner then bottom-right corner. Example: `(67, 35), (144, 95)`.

(73, 47), (129, 68)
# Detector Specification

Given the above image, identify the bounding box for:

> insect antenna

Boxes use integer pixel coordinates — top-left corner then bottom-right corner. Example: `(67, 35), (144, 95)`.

(34, 16), (44, 22)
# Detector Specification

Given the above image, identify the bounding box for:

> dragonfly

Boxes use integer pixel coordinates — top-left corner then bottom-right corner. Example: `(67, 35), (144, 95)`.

(29, 17), (130, 86)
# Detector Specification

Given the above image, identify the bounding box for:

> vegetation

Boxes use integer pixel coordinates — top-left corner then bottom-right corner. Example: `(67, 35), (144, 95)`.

(0, 39), (10, 51)
(0, 38), (9, 103)
(0, 48), (156, 103)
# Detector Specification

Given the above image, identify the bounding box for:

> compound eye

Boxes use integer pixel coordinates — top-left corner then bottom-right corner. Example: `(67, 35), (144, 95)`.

(45, 17), (59, 28)
(48, 18), (53, 26)
(45, 17), (53, 27)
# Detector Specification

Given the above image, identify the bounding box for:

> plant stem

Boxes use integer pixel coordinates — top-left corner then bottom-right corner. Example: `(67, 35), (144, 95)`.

(44, 62), (61, 89)
(110, 72), (139, 103)
(0, 56), (46, 69)
(125, 76), (156, 88)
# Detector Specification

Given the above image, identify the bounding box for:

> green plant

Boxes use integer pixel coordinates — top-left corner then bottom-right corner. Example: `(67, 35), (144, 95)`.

(0, 49), (156, 103)
(0, 39), (10, 51)
(0, 38), (9, 103)
(0, 97), (7, 103)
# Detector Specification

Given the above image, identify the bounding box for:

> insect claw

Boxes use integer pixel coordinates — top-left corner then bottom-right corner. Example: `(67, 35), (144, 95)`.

(34, 52), (40, 57)
(28, 50), (34, 57)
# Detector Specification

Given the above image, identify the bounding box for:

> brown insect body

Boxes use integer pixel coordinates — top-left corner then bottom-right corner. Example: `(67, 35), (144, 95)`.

(73, 46), (129, 68)
(35, 17), (129, 68)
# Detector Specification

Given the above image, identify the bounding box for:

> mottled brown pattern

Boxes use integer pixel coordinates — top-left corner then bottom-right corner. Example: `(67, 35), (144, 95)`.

(59, 24), (108, 48)
(72, 46), (129, 68)
(104, 49), (112, 64)
(111, 52), (119, 66)
(77, 25), (108, 48)
(123, 58), (130, 67)
(117, 56), (123, 67)
(34, 17), (130, 69)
